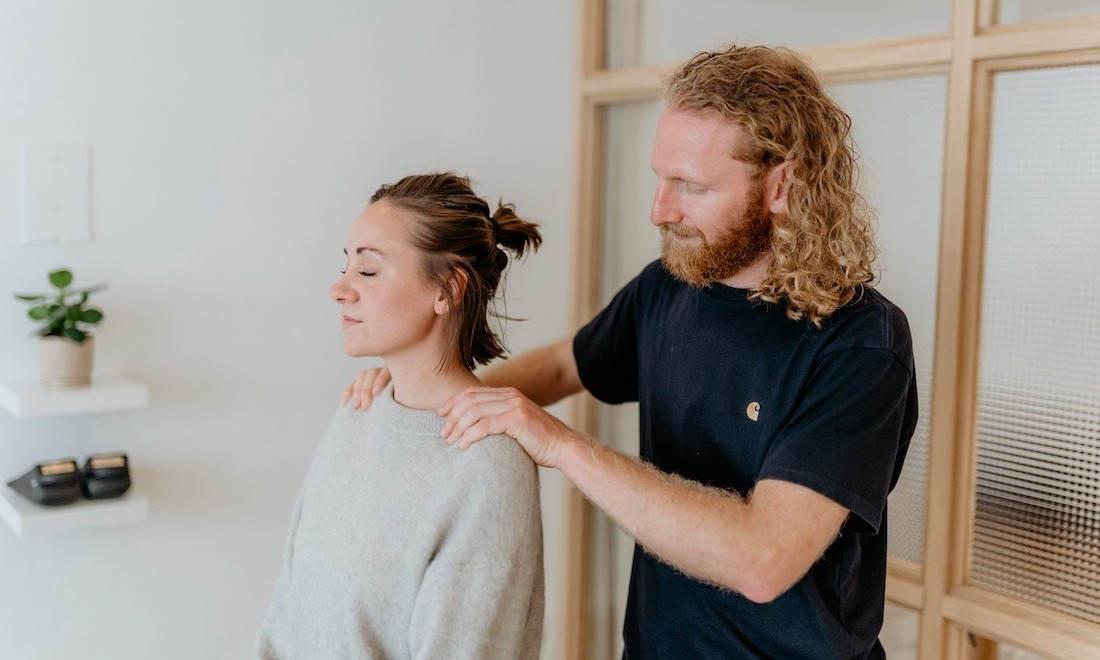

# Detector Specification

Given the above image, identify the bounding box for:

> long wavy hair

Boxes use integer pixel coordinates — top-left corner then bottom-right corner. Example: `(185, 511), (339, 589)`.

(665, 45), (878, 325)
(371, 172), (541, 372)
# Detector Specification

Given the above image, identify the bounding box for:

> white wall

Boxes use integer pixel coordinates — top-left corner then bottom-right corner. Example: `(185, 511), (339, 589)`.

(0, 1), (574, 658)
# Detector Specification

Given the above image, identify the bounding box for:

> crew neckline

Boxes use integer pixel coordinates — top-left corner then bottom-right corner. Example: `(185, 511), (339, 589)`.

(372, 383), (447, 437)
(698, 281), (755, 303)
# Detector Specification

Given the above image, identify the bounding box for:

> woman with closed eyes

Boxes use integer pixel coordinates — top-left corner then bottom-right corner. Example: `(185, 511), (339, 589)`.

(255, 172), (544, 660)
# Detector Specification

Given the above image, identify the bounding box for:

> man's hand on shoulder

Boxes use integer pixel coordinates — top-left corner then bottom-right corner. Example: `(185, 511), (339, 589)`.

(437, 386), (583, 468)
(342, 367), (392, 409)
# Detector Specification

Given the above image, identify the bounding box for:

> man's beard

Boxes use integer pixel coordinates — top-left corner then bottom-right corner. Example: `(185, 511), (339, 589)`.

(659, 181), (772, 287)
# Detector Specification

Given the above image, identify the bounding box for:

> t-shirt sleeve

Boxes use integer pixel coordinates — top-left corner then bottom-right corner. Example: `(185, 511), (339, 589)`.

(758, 346), (915, 535)
(573, 269), (644, 404)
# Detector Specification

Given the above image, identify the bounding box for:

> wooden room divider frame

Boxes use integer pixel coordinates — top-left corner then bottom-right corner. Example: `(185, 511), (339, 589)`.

(558, 0), (1100, 658)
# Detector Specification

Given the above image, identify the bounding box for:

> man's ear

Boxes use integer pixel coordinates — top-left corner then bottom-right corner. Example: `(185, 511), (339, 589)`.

(435, 269), (468, 315)
(765, 161), (793, 215)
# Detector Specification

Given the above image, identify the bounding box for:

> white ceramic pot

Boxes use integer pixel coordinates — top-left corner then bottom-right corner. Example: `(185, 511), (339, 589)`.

(38, 336), (94, 389)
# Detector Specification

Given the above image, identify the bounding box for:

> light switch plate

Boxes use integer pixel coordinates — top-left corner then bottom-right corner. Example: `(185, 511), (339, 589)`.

(19, 140), (93, 244)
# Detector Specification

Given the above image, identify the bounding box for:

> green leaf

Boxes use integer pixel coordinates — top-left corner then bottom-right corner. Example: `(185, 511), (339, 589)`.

(66, 307), (81, 322)
(13, 294), (46, 302)
(63, 327), (87, 342)
(80, 309), (103, 324)
(28, 306), (51, 320)
(72, 284), (108, 296)
(49, 269), (73, 289)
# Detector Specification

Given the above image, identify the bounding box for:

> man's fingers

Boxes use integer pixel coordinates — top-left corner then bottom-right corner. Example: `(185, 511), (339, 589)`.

(436, 386), (567, 469)
(439, 387), (517, 435)
(345, 368), (392, 410)
(444, 397), (522, 444)
(457, 418), (499, 450)
(438, 386), (511, 416)
(444, 400), (503, 444)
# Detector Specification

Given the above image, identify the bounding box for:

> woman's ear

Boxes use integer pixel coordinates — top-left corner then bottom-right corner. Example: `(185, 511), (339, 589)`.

(433, 290), (449, 315)
(765, 160), (793, 215)
(435, 269), (468, 315)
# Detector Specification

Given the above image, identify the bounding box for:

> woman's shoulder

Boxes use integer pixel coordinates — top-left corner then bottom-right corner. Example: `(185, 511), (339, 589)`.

(451, 433), (539, 493)
(460, 433), (534, 469)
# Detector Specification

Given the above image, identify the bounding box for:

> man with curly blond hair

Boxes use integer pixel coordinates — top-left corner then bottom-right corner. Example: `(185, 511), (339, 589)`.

(348, 44), (917, 659)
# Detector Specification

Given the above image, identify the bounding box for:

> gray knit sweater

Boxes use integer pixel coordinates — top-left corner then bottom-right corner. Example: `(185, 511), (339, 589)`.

(255, 384), (544, 659)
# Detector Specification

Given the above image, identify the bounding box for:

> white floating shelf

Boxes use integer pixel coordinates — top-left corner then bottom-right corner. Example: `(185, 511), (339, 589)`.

(0, 375), (148, 418)
(0, 484), (148, 538)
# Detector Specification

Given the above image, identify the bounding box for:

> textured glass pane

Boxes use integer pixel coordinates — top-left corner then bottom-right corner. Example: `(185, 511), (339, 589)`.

(970, 63), (1100, 625)
(830, 74), (947, 567)
(880, 609), (1049, 659)
(605, 0), (949, 69)
(994, 642), (1048, 660)
(590, 100), (662, 660)
(881, 603), (920, 659)
(600, 101), (663, 299)
(999, 0), (1100, 24)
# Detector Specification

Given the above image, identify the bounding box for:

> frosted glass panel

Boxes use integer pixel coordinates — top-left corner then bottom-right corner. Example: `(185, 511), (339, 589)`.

(600, 101), (663, 298)
(885, 606), (1047, 660)
(830, 74), (947, 566)
(991, 642), (1048, 660)
(999, 0), (1100, 24)
(605, 0), (949, 69)
(881, 603), (920, 659)
(970, 63), (1100, 625)
(589, 100), (662, 660)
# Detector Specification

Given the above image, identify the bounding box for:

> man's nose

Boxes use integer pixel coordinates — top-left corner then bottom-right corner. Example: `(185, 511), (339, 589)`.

(650, 184), (679, 227)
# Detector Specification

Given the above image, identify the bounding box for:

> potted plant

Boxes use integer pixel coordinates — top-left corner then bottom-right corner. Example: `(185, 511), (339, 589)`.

(14, 268), (106, 389)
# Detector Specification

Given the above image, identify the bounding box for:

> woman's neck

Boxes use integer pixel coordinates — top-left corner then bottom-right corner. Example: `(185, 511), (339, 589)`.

(385, 359), (481, 411)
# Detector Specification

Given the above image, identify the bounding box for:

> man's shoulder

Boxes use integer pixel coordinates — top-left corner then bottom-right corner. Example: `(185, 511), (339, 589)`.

(849, 286), (911, 329)
(632, 260), (694, 306)
(821, 286), (914, 356)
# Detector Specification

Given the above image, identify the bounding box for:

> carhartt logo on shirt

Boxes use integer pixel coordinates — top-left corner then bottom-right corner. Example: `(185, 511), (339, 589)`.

(746, 402), (760, 422)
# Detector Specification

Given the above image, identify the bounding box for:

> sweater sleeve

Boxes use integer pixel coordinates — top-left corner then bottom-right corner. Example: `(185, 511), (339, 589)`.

(407, 436), (544, 660)
(253, 481), (308, 659)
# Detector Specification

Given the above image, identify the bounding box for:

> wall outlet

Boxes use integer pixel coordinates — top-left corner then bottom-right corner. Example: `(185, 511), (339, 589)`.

(19, 141), (93, 244)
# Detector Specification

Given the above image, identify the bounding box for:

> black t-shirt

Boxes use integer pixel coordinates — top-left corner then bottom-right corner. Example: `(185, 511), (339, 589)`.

(573, 261), (918, 660)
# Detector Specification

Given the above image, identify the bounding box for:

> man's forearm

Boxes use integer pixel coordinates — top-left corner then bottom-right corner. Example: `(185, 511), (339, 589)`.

(481, 338), (583, 406)
(555, 433), (849, 604)
(556, 435), (756, 593)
